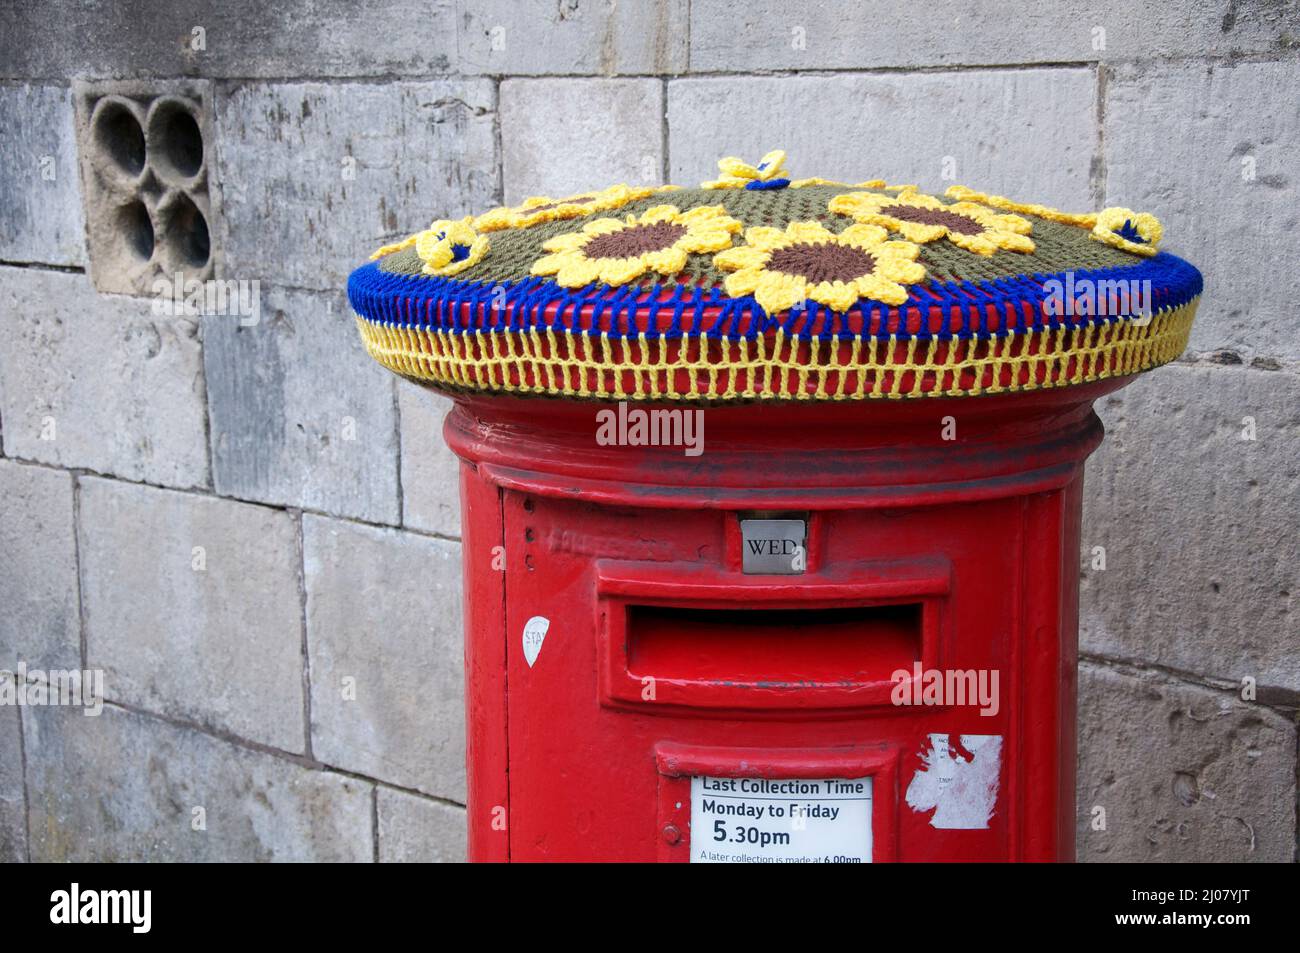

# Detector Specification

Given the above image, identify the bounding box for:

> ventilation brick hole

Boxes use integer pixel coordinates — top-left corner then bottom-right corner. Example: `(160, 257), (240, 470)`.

(117, 200), (155, 262)
(92, 97), (146, 177)
(148, 98), (203, 182)
(164, 193), (211, 269)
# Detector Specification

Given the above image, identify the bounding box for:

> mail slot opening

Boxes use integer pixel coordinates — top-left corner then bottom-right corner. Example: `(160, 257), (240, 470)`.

(625, 603), (922, 686)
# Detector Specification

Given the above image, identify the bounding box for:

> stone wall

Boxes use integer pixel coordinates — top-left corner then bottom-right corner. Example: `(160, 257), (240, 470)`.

(0, 0), (1295, 862)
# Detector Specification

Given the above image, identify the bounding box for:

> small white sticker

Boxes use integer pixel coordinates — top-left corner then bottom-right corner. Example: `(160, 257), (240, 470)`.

(522, 616), (549, 668)
(905, 733), (1002, 830)
(690, 776), (872, 863)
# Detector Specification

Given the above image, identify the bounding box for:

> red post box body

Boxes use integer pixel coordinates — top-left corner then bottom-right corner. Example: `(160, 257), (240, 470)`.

(451, 380), (1121, 862)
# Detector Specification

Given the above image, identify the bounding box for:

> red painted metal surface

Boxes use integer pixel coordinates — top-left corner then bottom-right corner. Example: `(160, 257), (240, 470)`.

(449, 380), (1126, 861)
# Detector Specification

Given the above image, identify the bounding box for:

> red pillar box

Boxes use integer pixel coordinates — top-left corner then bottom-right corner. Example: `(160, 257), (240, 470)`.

(347, 154), (1199, 862)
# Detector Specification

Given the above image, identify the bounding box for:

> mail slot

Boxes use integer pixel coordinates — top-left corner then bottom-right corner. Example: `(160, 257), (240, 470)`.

(346, 157), (1202, 862)
(596, 557), (949, 712)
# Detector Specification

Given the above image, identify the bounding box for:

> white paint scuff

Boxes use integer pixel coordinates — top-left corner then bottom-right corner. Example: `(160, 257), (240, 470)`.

(905, 733), (1003, 830)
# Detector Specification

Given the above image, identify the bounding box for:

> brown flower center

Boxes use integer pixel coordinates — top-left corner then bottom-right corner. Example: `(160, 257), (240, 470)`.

(886, 204), (985, 235)
(583, 221), (688, 259)
(527, 196), (597, 214)
(766, 241), (877, 284)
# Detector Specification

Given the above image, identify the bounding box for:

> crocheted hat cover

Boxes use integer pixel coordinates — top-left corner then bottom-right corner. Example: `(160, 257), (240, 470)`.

(348, 151), (1200, 402)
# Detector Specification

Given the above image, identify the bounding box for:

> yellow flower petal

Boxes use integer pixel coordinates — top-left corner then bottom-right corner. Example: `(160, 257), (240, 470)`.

(875, 258), (927, 284)
(530, 252), (569, 276)
(809, 280), (859, 313)
(947, 232), (998, 256)
(753, 272), (806, 315)
(642, 246), (689, 275)
(785, 220), (834, 242)
(718, 156), (759, 179)
(878, 240), (922, 260)
(582, 217), (625, 235)
(742, 226), (786, 248)
(998, 233), (1036, 253)
(723, 269), (762, 297)
(681, 229), (737, 253)
(713, 247), (767, 272)
(598, 257), (648, 285)
(640, 204), (681, 224)
(838, 223), (890, 248)
(755, 150), (787, 180)
(555, 258), (603, 287)
(854, 274), (909, 306)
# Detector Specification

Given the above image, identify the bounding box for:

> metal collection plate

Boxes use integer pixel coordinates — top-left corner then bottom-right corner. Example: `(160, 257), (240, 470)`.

(740, 518), (807, 575)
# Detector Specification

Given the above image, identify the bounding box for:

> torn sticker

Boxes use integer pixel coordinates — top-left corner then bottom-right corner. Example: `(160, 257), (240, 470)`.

(522, 616), (549, 668)
(905, 733), (1002, 830)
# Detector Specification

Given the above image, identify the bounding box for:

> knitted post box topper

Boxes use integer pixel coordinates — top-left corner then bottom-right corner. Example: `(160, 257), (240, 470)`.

(347, 154), (1200, 402)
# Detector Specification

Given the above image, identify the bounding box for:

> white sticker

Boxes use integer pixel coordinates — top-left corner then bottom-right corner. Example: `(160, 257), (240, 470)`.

(521, 616), (549, 668)
(905, 733), (1002, 829)
(690, 776), (872, 864)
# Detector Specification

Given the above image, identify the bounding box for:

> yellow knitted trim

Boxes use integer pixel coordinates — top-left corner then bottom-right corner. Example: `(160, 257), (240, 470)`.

(474, 184), (660, 232)
(355, 298), (1197, 402)
(945, 185), (1099, 229)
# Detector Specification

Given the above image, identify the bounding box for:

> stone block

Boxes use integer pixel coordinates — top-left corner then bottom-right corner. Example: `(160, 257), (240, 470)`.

(78, 477), (306, 751)
(0, 266), (209, 488)
(0, 460), (80, 671)
(304, 516), (465, 798)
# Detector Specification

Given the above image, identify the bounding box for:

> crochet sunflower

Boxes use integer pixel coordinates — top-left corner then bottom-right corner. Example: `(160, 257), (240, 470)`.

(829, 190), (1035, 256)
(713, 221), (926, 313)
(530, 204), (742, 287)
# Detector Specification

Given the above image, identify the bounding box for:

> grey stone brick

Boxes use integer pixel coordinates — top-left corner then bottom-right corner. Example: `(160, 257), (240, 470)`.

(0, 676), (25, 863)
(0, 266), (209, 488)
(459, 0), (687, 76)
(0, 0), (457, 80)
(1106, 59), (1300, 362)
(377, 787), (466, 862)
(667, 71), (1097, 209)
(0, 85), (85, 266)
(215, 81), (497, 292)
(24, 702), (371, 862)
(501, 79), (664, 203)
(303, 515), (465, 799)
(689, 0), (1300, 71)
(78, 478), (306, 751)
(1081, 364), (1299, 691)
(398, 384), (461, 537)
(1076, 662), (1296, 862)
(0, 461), (80, 671)
(204, 287), (400, 524)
